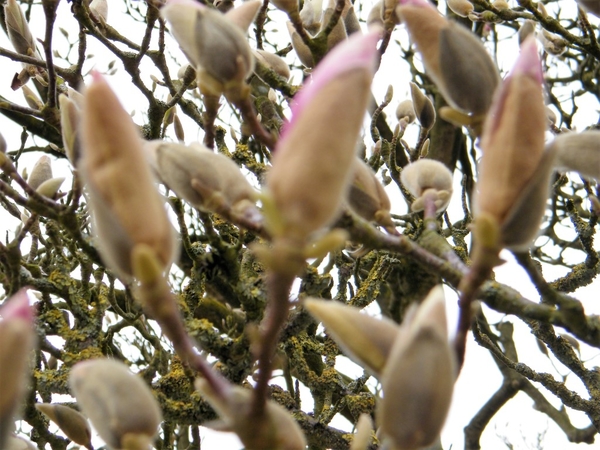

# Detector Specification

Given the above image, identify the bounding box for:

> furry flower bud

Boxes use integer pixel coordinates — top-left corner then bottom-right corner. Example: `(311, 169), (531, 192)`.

(27, 156), (53, 190)
(4, 0), (38, 56)
(144, 141), (259, 220)
(378, 286), (455, 450)
(400, 159), (453, 213)
(195, 379), (307, 450)
(59, 93), (81, 165)
(304, 298), (398, 376)
(35, 404), (92, 449)
(550, 130), (600, 181)
(397, 0), (500, 115)
(69, 359), (162, 450)
(81, 73), (177, 281)
(265, 32), (379, 242)
(6, 435), (36, 450)
(476, 37), (548, 250)
(0, 289), (36, 449)
(409, 82), (436, 130)
(254, 50), (291, 81)
(161, 0), (259, 100)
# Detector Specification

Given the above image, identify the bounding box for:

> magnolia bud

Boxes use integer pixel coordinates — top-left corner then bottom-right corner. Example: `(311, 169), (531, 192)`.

(518, 20), (536, 46)
(397, 0), (500, 116)
(36, 177), (65, 198)
(300, 0), (323, 34)
(287, 22), (316, 67)
(348, 158), (395, 230)
(89, 0), (108, 24)
(367, 1), (385, 29)
(409, 83), (436, 130)
(304, 298), (398, 376)
(396, 99), (416, 123)
(378, 286), (455, 450)
(447, 0), (474, 17)
(350, 414), (374, 450)
(21, 85), (43, 110)
(27, 156), (53, 190)
(401, 159), (453, 213)
(161, 0), (259, 100)
(550, 130), (600, 181)
(5, 435), (36, 450)
(0, 289), (36, 449)
(35, 404), (92, 449)
(4, 0), (37, 56)
(270, 0), (299, 14)
(195, 379), (307, 450)
(538, 29), (567, 56)
(476, 37), (547, 249)
(69, 359), (162, 450)
(81, 73), (178, 281)
(266, 32), (379, 242)
(254, 50), (292, 80)
(59, 94), (81, 165)
(0, 132), (6, 154)
(144, 141), (259, 220)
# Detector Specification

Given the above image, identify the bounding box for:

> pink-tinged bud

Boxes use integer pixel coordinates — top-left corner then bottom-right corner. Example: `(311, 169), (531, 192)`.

(577, 0), (600, 17)
(550, 131), (600, 181)
(397, 0), (500, 116)
(400, 159), (453, 213)
(35, 404), (93, 449)
(27, 156), (53, 190)
(81, 73), (178, 282)
(144, 141), (259, 221)
(378, 286), (455, 450)
(0, 289), (36, 449)
(69, 359), (162, 450)
(4, 0), (38, 56)
(348, 158), (395, 230)
(266, 32), (379, 242)
(476, 36), (547, 249)
(304, 298), (399, 376)
(195, 379), (307, 450)
(161, 0), (258, 100)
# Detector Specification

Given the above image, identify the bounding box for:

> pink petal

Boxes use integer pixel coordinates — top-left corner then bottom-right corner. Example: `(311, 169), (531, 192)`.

(511, 36), (543, 83)
(0, 288), (34, 323)
(397, 0), (436, 8)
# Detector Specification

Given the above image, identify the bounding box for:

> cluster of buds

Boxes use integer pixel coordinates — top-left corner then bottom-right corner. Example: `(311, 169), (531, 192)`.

(396, 0), (500, 123)
(264, 31), (380, 246)
(69, 359), (162, 449)
(305, 285), (455, 449)
(0, 290), (36, 449)
(161, 0), (260, 101)
(80, 73), (178, 282)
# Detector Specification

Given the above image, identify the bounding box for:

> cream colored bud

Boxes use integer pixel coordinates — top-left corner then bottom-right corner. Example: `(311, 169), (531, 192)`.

(300, 0), (323, 34)
(348, 158), (395, 230)
(28, 156), (53, 190)
(304, 298), (398, 376)
(367, 1), (385, 29)
(447, 0), (474, 17)
(350, 414), (374, 450)
(492, 0), (509, 9)
(270, 0), (299, 14)
(35, 404), (92, 449)
(518, 20), (536, 46)
(401, 159), (453, 213)
(378, 285), (455, 450)
(81, 73), (178, 281)
(196, 380), (306, 450)
(36, 177), (65, 198)
(409, 83), (435, 130)
(550, 130), (600, 181)
(4, 0), (37, 56)
(395, 99), (416, 123)
(21, 85), (43, 110)
(287, 22), (315, 67)
(59, 94), (81, 165)
(0, 289), (35, 450)
(69, 359), (162, 450)
(344, 4), (362, 34)
(538, 29), (567, 56)
(89, 0), (108, 24)
(145, 141), (259, 220)
(0, 132), (6, 154)
(254, 50), (292, 80)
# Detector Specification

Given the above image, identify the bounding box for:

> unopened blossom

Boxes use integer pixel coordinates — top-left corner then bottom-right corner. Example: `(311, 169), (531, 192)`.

(396, 0), (500, 116)
(447, 0), (474, 17)
(59, 94), (81, 165)
(401, 159), (453, 213)
(265, 31), (379, 243)
(69, 359), (162, 450)
(81, 73), (177, 281)
(254, 50), (291, 80)
(477, 37), (549, 250)
(89, 0), (108, 24)
(409, 82), (435, 130)
(378, 286), (455, 450)
(518, 20), (536, 46)
(27, 156), (53, 190)
(550, 130), (600, 181)
(144, 141), (259, 221)
(5, 435), (36, 450)
(0, 289), (36, 449)
(195, 379), (306, 450)
(304, 298), (398, 376)
(4, 0), (38, 56)
(36, 404), (92, 449)
(161, 0), (260, 100)
(395, 99), (416, 124)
